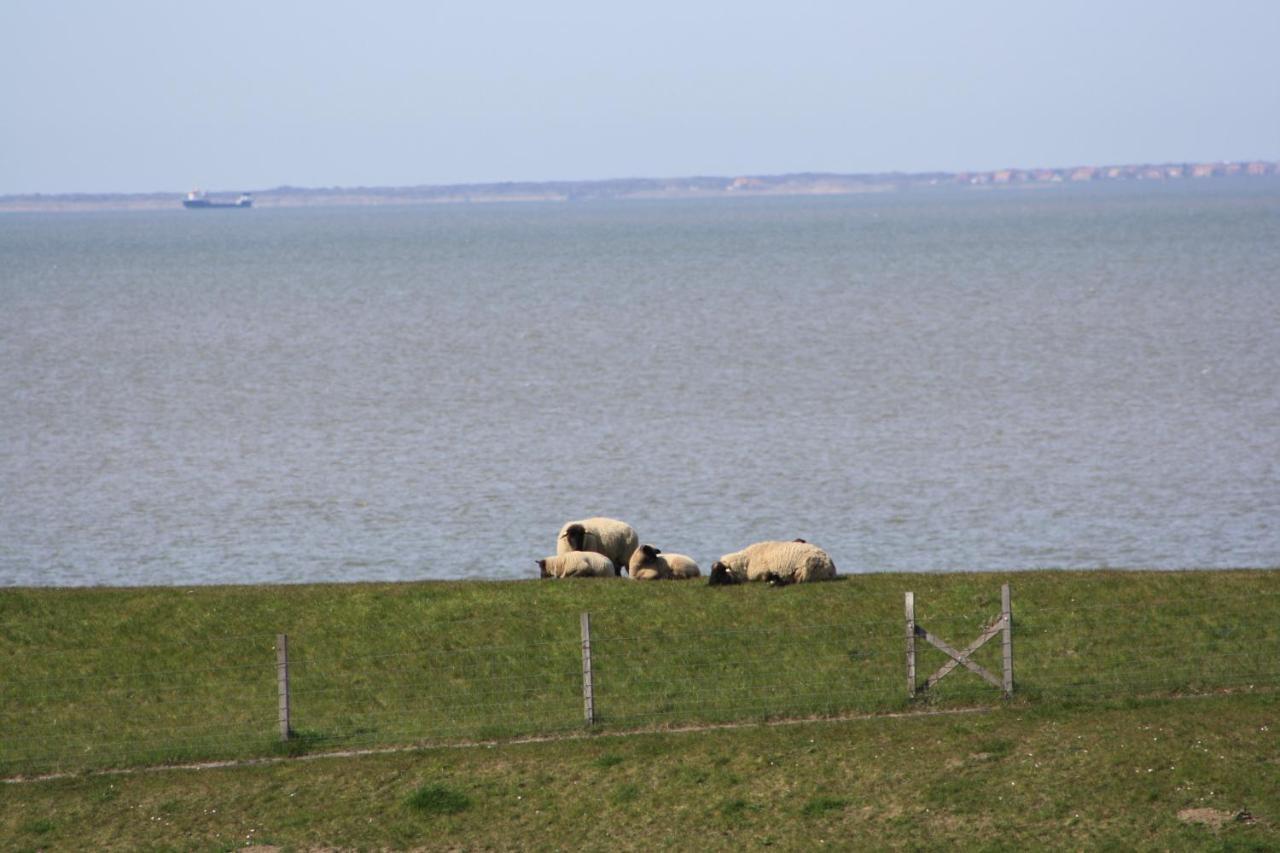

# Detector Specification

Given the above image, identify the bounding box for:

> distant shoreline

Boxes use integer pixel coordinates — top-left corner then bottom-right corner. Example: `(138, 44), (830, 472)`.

(2, 159), (1277, 213)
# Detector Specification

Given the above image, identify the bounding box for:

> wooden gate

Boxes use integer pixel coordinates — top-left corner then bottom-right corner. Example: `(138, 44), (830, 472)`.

(906, 584), (1013, 699)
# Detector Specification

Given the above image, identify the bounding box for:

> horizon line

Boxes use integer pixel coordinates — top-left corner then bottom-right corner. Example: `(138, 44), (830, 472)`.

(4, 156), (1279, 201)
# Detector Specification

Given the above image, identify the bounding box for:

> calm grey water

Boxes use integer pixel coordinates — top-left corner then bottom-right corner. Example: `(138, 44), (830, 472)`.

(2, 183), (1278, 586)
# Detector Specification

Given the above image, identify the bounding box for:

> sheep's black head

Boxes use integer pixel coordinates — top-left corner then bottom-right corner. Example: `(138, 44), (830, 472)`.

(564, 523), (586, 551)
(628, 543), (660, 576)
(793, 538), (807, 544)
(708, 561), (737, 586)
(536, 559), (550, 579)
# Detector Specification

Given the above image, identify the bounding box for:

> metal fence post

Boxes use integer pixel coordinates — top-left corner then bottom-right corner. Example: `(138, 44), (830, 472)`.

(276, 633), (291, 741)
(905, 592), (917, 699)
(1001, 584), (1014, 698)
(580, 613), (595, 726)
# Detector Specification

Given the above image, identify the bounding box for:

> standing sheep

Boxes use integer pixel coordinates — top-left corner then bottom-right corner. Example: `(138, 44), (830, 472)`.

(627, 544), (702, 581)
(707, 540), (837, 586)
(556, 517), (639, 574)
(537, 551), (617, 579)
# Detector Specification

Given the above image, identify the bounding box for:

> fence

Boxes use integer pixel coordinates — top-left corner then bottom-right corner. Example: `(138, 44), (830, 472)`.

(3, 577), (1279, 778)
(905, 584), (1012, 700)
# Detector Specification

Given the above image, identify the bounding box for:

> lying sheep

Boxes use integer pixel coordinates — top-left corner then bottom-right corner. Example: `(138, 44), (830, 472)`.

(707, 540), (837, 586)
(556, 517), (639, 573)
(627, 544), (702, 581)
(537, 551), (617, 579)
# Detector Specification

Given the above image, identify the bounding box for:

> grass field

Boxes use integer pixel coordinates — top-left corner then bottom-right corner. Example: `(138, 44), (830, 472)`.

(2, 569), (1279, 848)
(2, 570), (1278, 778)
(2, 693), (1277, 850)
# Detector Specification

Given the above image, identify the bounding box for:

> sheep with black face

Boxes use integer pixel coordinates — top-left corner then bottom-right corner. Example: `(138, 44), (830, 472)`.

(707, 540), (836, 586)
(556, 517), (638, 574)
(627, 544), (701, 580)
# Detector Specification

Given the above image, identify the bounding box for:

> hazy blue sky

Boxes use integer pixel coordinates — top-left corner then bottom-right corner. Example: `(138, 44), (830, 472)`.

(3, 0), (1278, 194)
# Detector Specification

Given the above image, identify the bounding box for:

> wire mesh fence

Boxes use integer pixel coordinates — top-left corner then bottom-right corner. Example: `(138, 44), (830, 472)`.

(3, 579), (1278, 777)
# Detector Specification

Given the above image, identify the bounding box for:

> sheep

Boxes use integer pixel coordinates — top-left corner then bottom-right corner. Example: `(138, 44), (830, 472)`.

(556, 517), (638, 574)
(663, 553), (702, 580)
(627, 544), (702, 581)
(707, 540), (837, 586)
(537, 551), (617, 579)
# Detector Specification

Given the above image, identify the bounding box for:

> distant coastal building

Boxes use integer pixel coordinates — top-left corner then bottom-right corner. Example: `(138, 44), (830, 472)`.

(727, 177), (765, 191)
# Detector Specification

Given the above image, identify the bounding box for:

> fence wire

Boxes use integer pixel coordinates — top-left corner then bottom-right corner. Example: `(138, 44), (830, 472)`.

(3, 581), (1278, 777)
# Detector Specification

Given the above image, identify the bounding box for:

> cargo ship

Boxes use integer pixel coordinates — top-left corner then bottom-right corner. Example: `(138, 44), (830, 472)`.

(182, 190), (253, 209)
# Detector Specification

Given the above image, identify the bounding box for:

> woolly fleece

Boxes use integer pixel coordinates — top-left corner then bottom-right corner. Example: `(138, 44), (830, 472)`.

(712, 540), (837, 584)
(627, 544), (702, 581)
(538, 550), (617, 579)
(556, 517), (640, 571)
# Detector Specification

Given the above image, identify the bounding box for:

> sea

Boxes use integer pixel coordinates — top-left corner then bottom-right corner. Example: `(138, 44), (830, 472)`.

(2, 181), (1278, 586)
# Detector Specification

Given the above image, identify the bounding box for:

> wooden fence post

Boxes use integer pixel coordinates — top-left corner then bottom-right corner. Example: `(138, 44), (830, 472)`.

(276, 633), (291, 741)
(1001, 584), (1014, 698)
(580, 612), (595, 726)
(905, 592), (916, 699)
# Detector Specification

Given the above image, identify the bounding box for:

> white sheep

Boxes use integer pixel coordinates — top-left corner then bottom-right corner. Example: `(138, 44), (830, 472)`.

(707, 539), (837, 586)
(627, 544), (702, 581)
(537, 551), (617, 579)
(556, 517), (639, 573)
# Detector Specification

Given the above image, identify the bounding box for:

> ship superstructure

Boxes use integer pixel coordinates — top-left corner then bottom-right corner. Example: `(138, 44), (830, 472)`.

(183, 190), (253, 209)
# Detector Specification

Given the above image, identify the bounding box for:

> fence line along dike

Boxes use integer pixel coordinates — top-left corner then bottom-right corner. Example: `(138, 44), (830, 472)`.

(2, 568), (1277, 778)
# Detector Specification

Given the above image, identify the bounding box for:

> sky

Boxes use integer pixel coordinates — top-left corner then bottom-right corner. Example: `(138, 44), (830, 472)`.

(2, 0), (1278, 195)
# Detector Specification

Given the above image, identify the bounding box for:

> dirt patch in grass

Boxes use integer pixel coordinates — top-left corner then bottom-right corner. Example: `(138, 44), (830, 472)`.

(1177, 808), (1255, 828)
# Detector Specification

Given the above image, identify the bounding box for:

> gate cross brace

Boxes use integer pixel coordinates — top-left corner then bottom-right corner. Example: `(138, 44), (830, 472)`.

(917, 616), (1007, 692)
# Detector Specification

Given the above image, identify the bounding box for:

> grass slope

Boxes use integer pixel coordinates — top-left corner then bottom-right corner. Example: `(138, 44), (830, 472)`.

(2, 570), (1278, 777)
(2, 694), (1277, 850)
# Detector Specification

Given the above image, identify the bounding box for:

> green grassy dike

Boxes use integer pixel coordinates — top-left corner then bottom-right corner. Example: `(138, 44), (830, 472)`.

(3, 569), (1279, 849)
(3, 694), (1278, 850)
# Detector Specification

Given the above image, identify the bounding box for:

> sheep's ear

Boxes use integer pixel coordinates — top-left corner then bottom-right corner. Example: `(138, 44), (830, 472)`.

(793, 538), (807, 544)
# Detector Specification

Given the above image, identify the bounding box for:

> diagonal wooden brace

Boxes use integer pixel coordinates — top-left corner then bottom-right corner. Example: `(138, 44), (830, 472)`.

(918, 617), (1006, 692)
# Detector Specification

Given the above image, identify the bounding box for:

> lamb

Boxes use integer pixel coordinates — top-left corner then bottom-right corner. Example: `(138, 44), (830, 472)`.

(627, 544), (702, 581)
(707, 540), (837, 586)
(537, 551), (617, 579)
(556, 517), (639, 573)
